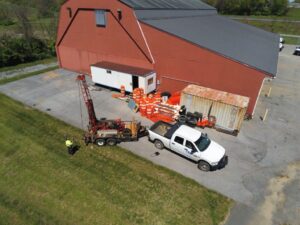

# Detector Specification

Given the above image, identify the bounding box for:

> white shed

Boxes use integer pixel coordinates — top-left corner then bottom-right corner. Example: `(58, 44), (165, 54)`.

(91, 61), (156, 94)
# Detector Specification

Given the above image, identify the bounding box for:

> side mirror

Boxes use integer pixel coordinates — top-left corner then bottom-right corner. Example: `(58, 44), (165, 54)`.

(191, 149), (197, 154)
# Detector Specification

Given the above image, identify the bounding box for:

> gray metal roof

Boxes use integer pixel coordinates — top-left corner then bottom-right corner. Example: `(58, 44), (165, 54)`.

(137, 11), (279, 76)
(120, 0), (215, 10)
(135, 9), (217, 19)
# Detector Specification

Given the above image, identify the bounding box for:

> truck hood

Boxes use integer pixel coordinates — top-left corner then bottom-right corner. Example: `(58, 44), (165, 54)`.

(201, 141), (225, 164)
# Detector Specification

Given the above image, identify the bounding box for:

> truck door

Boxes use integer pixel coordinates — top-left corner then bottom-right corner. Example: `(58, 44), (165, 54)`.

(171, 136), (185, 155)
(184, 140), (200, 161)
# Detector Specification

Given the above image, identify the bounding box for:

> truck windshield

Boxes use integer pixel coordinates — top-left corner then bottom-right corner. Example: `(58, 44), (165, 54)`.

(195, 134), (211, 152)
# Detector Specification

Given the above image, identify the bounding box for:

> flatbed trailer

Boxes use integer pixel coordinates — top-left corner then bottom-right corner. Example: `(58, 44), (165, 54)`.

(85, 120), (148, 146)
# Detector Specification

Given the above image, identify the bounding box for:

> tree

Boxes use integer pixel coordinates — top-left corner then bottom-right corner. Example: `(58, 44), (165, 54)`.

(270, 0), (288, 15)
(34, 0), (57, 17)
(13, 6), (33, 40)
(0, 2), (15, 26)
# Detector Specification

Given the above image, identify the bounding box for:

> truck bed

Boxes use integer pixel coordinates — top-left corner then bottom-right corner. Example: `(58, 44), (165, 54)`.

(149, 121), (181, 139)
(150, 121), (172, 136)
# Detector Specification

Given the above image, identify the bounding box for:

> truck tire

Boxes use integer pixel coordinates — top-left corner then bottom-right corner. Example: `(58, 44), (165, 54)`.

(106, 138), (117, 146)
(96, 139), (106, 147)
(154, 140), (164, 150)
(198, 161), (211, 172)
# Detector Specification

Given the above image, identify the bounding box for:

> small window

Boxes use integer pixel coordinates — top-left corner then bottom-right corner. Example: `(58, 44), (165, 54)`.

(148, 77), (153, 85)
(67, 7), (72, 18)
(95, 10), (106, 27)
(106, 70), (112, 74)
(174, 136), (184, 145)
(117, 9), (122, 20)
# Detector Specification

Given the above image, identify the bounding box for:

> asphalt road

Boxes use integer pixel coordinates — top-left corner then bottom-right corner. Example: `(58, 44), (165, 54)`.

(0, 45), (299, 225)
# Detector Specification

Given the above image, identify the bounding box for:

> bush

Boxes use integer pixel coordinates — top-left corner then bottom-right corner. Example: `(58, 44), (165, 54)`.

(0, 19), (15, 26)
(0, 35), (55, 67)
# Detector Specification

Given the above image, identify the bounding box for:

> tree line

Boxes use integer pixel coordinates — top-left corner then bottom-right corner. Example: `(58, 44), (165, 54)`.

(0, 0), (62, 67)
(203, 0), (289, 15)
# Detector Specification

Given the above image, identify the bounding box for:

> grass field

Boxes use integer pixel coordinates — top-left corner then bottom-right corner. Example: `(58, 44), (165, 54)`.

(234, 19), (300, 44)
(230, 8), (300, 20)
(0, 93), (232, 225)
(227, 8), (300, 44)
(236, 19), (300, 35)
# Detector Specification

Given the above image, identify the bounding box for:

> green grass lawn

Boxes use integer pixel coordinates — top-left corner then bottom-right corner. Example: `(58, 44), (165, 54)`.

(234, 19), (300, 44)
(0, 93), (232, 225)
(228, 8), (300, 20)
(282, 36), (300, 45)
(285, 8), (300, 20)
(242, 20), (300, 35)
(226, 8), (300, 44)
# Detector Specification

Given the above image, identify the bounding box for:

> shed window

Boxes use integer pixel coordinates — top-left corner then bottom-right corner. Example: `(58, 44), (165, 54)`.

(95, 10), (106, 27)
(148, 77), (153, 85)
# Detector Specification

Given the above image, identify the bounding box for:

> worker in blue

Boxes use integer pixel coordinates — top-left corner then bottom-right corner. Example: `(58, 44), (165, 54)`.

(65, 138), (75, 155)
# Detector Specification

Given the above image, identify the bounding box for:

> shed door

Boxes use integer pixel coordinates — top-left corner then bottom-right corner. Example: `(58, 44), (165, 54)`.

(132, 76), (139, 90)
(210, 103), (239, 131)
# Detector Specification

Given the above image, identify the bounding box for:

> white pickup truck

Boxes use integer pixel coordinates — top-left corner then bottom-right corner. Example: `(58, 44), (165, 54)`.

(148, 121), (228, 171)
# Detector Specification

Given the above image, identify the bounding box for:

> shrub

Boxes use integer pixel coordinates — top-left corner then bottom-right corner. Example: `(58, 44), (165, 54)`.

(0, 35), (55, 67)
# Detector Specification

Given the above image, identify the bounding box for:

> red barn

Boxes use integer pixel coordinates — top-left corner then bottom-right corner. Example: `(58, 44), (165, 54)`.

(56, 0), (279, 115)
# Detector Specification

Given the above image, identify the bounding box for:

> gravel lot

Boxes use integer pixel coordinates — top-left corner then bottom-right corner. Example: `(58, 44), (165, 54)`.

(0, 45), (299, 225)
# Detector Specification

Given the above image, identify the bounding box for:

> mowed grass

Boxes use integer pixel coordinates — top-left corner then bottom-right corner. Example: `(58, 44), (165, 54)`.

(234, 19), (300, 44)
(236, 19), (300, 35)
(0, 93), (232, 225)
(230, 8), (300, 20)
(228, 8), (300, 44)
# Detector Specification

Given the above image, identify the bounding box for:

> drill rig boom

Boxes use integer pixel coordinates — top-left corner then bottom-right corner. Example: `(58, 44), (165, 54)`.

(76, 74), (97, 131)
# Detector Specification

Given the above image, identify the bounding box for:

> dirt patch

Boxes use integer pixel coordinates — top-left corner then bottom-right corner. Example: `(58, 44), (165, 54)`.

(249, 162), (300, 225)
(42, 71), (60, 80)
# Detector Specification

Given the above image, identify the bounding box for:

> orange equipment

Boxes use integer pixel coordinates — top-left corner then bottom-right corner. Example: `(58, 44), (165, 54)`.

(120, 85), (126, 97)
(196, 115), (216, 128)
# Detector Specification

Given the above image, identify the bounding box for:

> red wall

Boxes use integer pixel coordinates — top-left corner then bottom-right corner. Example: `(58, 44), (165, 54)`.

(56, 0), (153, 74)
(140, 23), (266, 115)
